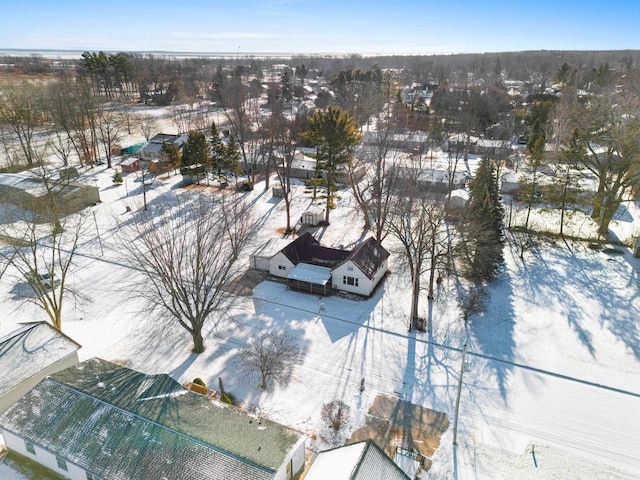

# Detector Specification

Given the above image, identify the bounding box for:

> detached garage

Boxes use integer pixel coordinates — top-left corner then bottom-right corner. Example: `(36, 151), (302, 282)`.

(0, 173), (100, 216)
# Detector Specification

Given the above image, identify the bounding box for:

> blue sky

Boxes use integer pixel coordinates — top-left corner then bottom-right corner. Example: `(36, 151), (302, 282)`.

(1, 0), (639, 54)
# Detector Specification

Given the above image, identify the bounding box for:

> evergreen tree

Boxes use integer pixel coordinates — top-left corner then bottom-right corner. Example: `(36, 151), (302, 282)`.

(224, 134), (242, 182)
(160, 142), (181, 171)
(303, 106), (362, 223)
(181, 131), (210, 168)
(209, 121), (227, 177)
(112, 169), (123, 185)
(460, 158), (504, 282)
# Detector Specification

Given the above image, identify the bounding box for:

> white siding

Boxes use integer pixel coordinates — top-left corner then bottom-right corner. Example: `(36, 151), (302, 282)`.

(332, 258), (388, 296)
(274, 436), (306, 480)
(369, 258), (389, 295)
(0, 352), (79, 415)
(269, 253), (294, 278)
(331, 261), (372, 296)
(2, 429), (88, 480)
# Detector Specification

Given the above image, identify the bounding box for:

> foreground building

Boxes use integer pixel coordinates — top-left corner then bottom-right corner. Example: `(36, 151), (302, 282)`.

(0, 321), (80, 415)
(0, 358), (306, 480)
(304, 440), (411, 480)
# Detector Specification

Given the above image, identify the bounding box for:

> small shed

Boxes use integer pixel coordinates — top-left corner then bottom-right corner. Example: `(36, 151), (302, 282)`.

(449, 188), (470, 209)
(58, 167), (79, 181)
(286, 263), (332, 296)
(120, 157), (140, 173)
(301, 207), (324, 226)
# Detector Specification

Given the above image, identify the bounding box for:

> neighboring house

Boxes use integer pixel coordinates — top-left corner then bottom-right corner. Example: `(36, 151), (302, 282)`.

(304, 440), (410, 480)
(269, 233), (389, 297)
(0, 173), (100, 214)
(395, 166), (468, 194)
(363, 131), (430, 153)
(0, 321), (80, 415)
(475, 138), (510, 159)
(0, 358), (306, 480)
(138, 133), (188, 163)
(448, 188), (470, 209)
(445, 133), (479, 154)
(500, 171), (520, 194)
(285, 151), (365, 185)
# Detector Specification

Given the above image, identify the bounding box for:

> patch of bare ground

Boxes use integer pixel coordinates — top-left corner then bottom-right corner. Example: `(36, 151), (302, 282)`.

(226, 269), (268, 296)
(349, 394), (449, 468)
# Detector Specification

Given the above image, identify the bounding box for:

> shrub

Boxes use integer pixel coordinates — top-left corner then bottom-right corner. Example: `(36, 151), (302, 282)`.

(219, 391), (236, 405)
(192, 377), (206, 388)
(112, 169), (123, 185)
(321, 400), (351, 431)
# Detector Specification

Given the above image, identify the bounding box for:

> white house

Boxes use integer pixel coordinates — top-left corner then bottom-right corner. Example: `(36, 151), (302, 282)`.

(305, 440), (410, 480)
(269, 233), (389, 297)
(138, 133), (189, 163)
(0, 322), (80, 415)
(0, 358), (306, 480)
(331, 237), (390, 296)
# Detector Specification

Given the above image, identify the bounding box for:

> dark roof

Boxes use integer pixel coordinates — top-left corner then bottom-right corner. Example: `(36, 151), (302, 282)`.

(279, 232), (351, 268)
(149, 133), (182, 144)
(0, 358), (305, 480)
(352, 441), (410, 480)
(0, 322), (80, 397)
(305, 440), (410, 480)
(347, 237), (390, 280)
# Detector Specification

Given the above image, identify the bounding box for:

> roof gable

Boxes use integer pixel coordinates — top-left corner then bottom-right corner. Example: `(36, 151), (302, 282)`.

(0, 322), (80, 397)
(352, 441), (410, 480)
(347, 238), (390, 280)
(305, 440), (410, 480)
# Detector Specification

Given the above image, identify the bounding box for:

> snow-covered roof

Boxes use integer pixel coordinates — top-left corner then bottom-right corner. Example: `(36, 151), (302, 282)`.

(286, 263), (332, 286)
(0, 358), (305, 480)
(0, 173), (48, 196)
(304, 440), (410, 480)
(0, 322), (80, 398)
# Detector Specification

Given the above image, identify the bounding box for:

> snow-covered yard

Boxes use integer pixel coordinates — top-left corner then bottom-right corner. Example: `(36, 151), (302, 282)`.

(1, 160), (639, 480)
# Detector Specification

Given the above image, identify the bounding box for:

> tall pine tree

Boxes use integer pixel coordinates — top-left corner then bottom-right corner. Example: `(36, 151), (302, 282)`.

(460, 158), (504, 282)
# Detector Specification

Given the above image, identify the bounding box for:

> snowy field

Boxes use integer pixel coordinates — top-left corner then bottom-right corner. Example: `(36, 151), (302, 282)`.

(1, 158), (639, 480)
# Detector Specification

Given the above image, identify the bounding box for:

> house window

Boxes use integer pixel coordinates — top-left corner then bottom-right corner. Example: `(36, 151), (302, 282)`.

(25, 440), (35, 455)
(343, 276), (358, 287)
(56, 456), (68, 471)
(278, 265), (286, 270)
(347, 266), (354, 271)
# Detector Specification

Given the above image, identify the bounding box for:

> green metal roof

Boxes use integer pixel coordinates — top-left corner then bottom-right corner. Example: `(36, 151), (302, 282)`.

(1, 358), (305, 480)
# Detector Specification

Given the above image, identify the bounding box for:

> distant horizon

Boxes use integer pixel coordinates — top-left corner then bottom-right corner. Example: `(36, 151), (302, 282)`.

(1, 47), (639, 62)
(2, 1), (639, 56)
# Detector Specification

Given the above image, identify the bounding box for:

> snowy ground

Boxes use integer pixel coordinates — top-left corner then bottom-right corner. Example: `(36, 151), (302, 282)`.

(1, 158), (639, 480)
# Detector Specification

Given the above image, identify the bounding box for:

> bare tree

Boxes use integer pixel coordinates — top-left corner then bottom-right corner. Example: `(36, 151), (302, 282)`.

(241, 330), (303, 389)
(388, 183), (449, 330)
(321, 400), (351, 431)
(97, 104), (122, 168)
(137, 112), (157, 142)
(509, 227), (534, 260)
(115, 194), (256, 353)
(459, 287), (486, 325)
(0, 81), (45, 165)
(347, 117), (400, 240)
(267, 110), (303, 233)
(0, 167), (89, 330)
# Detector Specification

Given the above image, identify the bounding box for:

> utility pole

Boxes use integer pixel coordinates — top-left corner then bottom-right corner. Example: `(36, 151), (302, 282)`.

(453, 343), (467, 446)
(92, 210), (103, 256)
